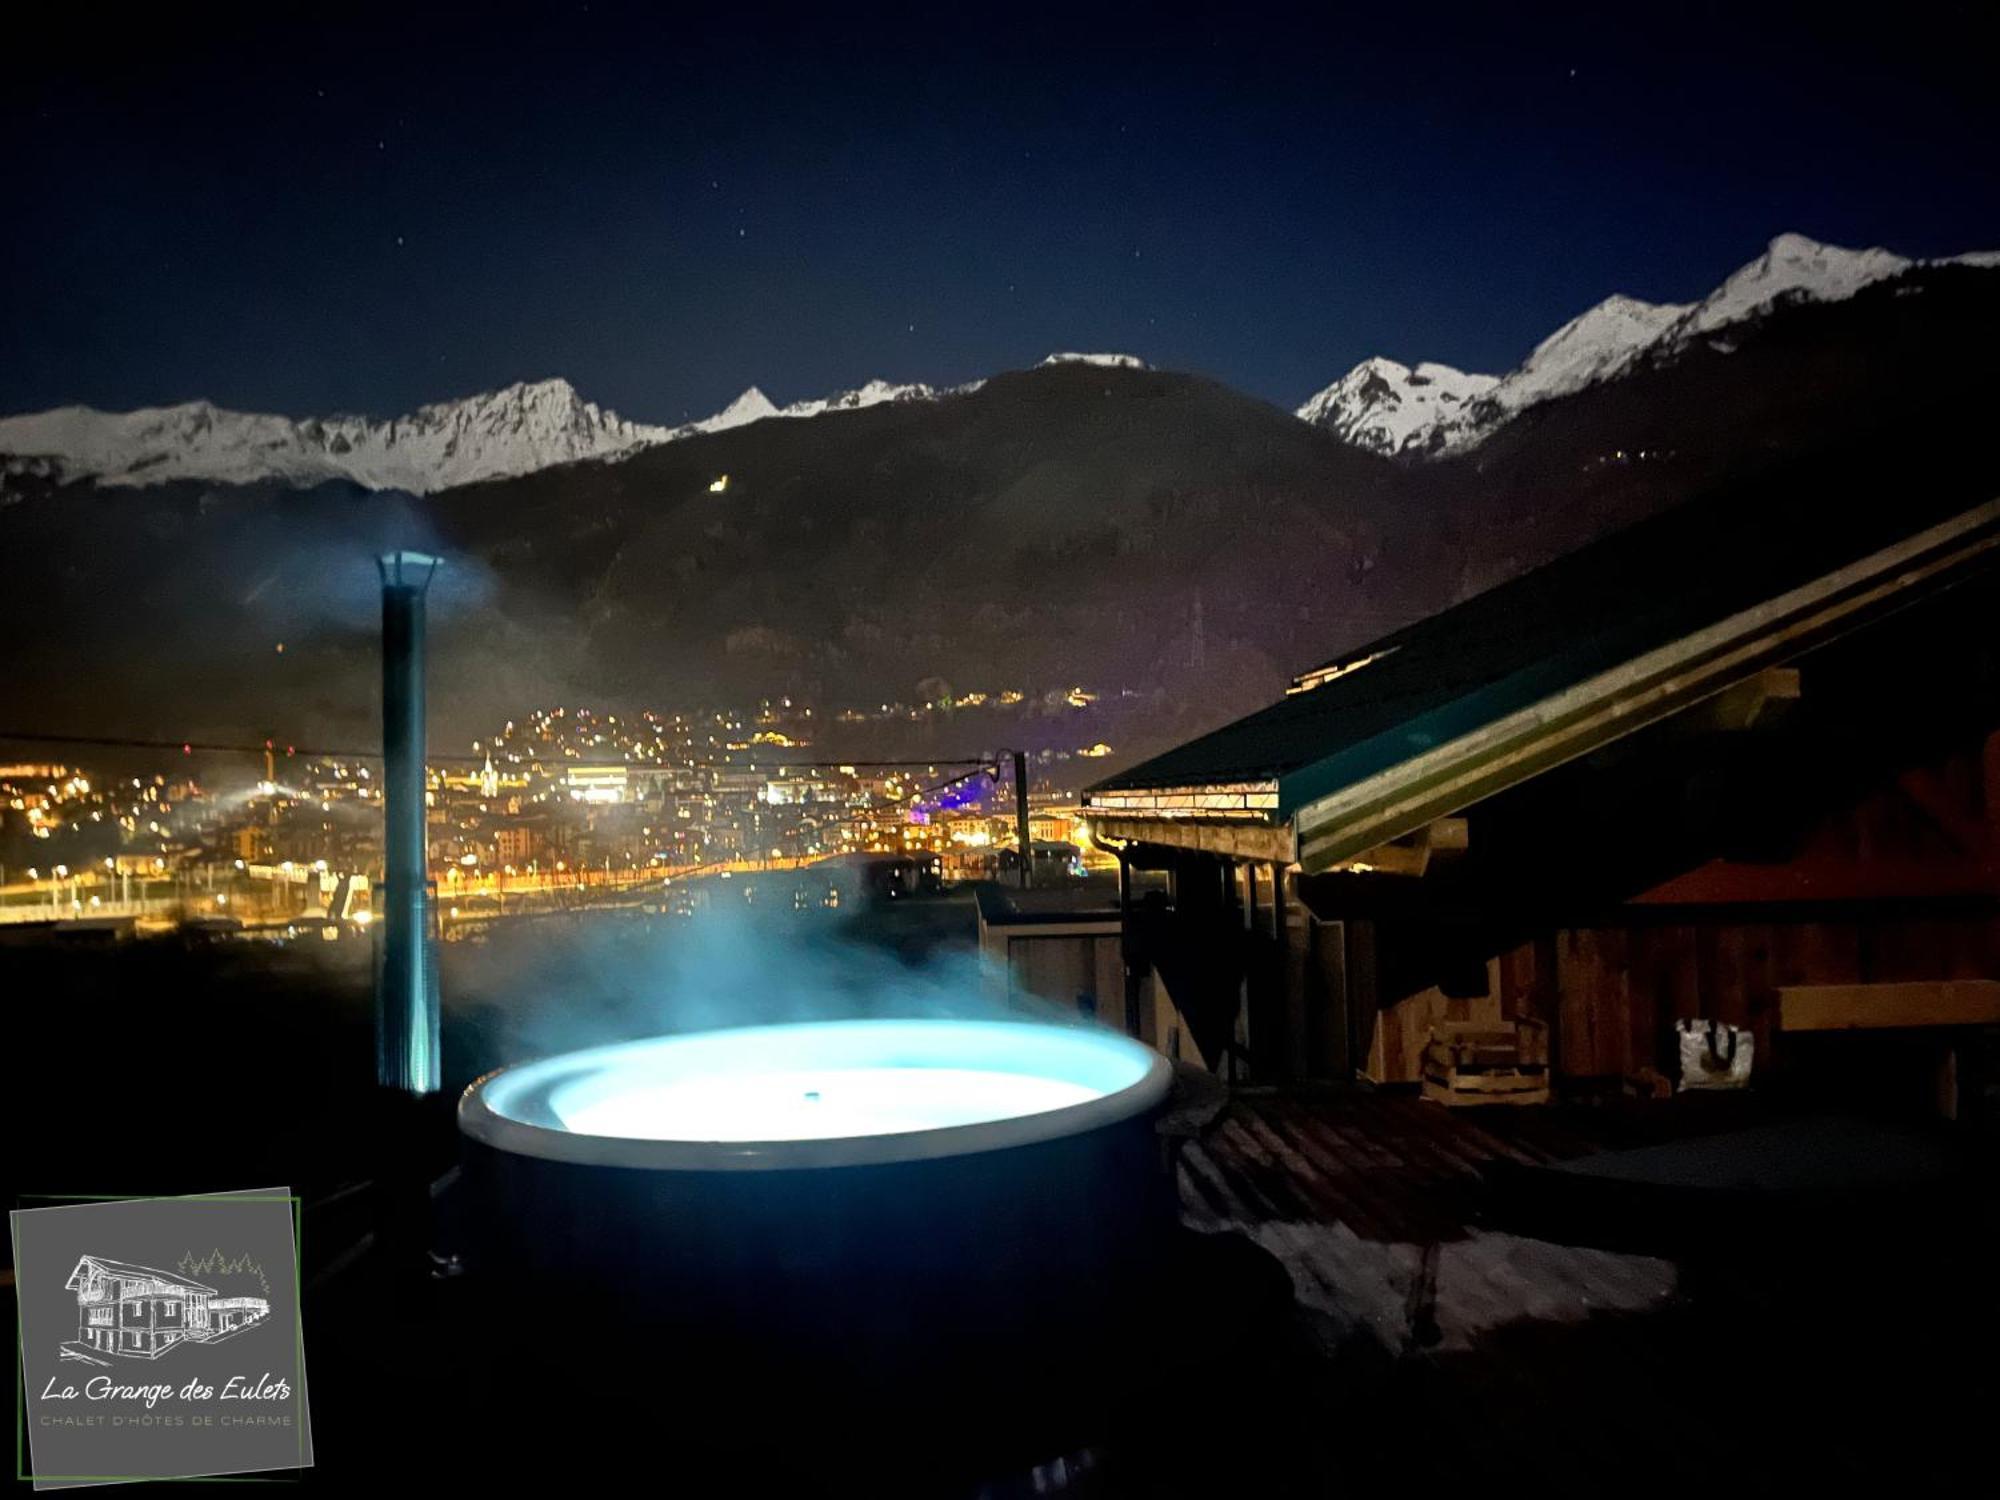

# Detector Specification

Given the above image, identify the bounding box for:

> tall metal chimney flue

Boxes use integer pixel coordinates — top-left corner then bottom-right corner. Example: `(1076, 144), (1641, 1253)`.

(1012, 748), (1032, 892)
(376, 550), (442, 1095)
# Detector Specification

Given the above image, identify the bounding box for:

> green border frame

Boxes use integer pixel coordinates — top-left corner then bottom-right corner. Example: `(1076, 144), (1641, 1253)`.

(12, 1191), (308, 1486)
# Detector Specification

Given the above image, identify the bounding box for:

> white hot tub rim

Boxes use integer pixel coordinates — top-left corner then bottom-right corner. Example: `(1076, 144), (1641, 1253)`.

(457, 1017), (1175, 1172)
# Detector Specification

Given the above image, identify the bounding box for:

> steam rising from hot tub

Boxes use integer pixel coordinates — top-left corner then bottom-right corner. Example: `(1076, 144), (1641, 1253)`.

(450, 903), (1061, 1077)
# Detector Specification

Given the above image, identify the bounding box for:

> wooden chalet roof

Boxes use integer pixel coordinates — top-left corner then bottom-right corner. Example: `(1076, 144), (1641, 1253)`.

(1087, 449), (2000, 872)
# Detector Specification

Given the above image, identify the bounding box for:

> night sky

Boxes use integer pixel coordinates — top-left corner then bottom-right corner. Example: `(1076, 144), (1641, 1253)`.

(7, 2), (1997, 425)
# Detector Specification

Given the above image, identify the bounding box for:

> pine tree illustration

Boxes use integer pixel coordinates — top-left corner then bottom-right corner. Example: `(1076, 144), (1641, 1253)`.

(178, 1250), (270, 1296)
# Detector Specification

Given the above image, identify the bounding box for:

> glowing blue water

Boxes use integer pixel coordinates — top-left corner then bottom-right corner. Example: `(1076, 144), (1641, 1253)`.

(560, 1065), (1098, 1141)
(503, 1019), (1158, 1144)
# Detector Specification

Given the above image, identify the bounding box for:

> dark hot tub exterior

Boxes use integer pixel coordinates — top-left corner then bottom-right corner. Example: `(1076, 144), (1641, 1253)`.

(456, 1021), (1177, 1416)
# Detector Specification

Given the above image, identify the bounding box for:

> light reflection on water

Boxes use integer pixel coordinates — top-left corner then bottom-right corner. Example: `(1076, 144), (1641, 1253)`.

(500, 1020), (1159, 1145)
(560, 1065), (1098, 1141)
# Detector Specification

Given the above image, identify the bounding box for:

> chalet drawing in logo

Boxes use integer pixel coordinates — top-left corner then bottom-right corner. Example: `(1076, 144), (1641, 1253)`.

(14, 1189), (312, 1485)
(63, 1254), (271, 1363)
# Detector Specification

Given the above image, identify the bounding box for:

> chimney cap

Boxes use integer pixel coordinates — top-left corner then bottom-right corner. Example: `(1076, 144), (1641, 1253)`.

(377, 551), (443, 590)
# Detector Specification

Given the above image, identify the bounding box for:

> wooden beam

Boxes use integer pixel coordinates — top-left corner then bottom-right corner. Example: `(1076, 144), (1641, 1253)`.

(1324, 816), (1470, 877)
(1778, 980), (2000, 1032)
(1090, 814), (1296, 865)
(1701, 666), (1801, 731)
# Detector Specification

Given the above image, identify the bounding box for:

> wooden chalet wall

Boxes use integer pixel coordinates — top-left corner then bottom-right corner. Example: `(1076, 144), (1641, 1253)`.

(1359, 733), (2000, 1087)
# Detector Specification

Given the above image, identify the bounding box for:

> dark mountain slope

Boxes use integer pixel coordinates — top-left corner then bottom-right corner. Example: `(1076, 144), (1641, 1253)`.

(3, 272), (1995, 774)
(430, 364), (1409, 711)
(1413, 262), (2000, 598)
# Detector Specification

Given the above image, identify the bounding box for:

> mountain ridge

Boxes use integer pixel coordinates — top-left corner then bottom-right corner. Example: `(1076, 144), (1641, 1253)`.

(1298, 232), (2000, 456)
(0, 373), (974, 496)
(5, 235), (1996, 495)
(2, 265), (1995, 767)
(0, 377), (671, 495)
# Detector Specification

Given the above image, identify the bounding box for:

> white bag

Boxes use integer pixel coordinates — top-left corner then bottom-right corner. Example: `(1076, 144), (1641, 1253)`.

(1677, 1018), (1753, 1090)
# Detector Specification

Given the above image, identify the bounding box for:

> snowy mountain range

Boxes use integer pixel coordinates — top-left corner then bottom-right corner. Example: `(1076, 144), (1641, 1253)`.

(1298, 233), (2000, 458)
(5, 237), (1995, 492)
(0, 378), (672, 495)
(668, 378), (948, 441)
(6, 249), (1996, 752)
(0, 372), (961, 495)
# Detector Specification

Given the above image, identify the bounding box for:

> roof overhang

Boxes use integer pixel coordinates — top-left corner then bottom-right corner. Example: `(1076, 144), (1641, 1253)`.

(1087, 496), (2000, 875)
(1082, 780), (1279, 820)
(1292, 497), (2000, 871)
(1086, 813), (1296, 865)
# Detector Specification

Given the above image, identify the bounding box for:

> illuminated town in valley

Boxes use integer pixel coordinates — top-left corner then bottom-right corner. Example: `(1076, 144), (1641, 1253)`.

(0, 689), (1125, 936)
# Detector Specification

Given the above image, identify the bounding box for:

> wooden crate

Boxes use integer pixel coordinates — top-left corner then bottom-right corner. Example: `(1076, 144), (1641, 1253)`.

(1420, 1019), (1551, 1107)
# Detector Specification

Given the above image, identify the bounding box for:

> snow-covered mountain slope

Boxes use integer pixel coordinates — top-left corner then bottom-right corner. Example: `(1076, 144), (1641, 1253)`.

(672, 386), (781, 438)
(672, 378), (944, 437)
(1665, 232), (1912, 344)
(774, 377), (937, 418)
(1481, 294), (1686, 412)
(1042, 352), (1149, 369)
(1301, 233), (2000, 458)
(1294, 358), (1498, 457)
(0, 373), (958, 494)
(0, 379), (675, 494)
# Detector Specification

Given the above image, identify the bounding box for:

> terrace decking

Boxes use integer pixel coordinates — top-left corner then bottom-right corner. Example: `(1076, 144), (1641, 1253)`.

(1171, 1088), (1993, 1497)
(282, 1083), (1991, 1495)
(1180, 1091), (1681, 1359)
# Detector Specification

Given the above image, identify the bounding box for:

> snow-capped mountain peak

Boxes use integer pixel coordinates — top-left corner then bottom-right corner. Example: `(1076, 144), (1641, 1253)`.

(1669, 233), (1910, 343)
(672, 378), (943, 435)
(677, 386), (781, 437)
(1296, 358), (1498, 457)
(1496, 293), (1689, 408)
(1301, 232), (1998, 458)
(1041, 352), (1149, 369)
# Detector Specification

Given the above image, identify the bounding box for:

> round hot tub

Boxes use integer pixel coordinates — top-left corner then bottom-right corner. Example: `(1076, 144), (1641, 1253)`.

(457, 1018), (1176, 1407)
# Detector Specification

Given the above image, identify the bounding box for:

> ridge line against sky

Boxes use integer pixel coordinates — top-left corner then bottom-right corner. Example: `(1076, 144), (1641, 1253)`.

(4, 1), (1997, 425)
